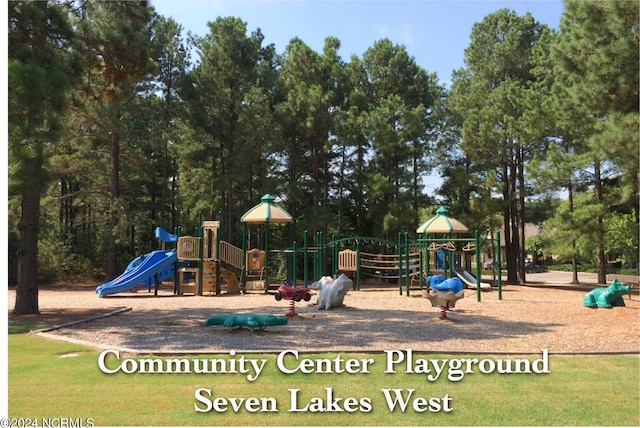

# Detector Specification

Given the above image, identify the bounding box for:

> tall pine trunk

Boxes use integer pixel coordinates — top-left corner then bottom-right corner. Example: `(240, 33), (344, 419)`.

(517, 145), (526, 285)
(106, 130), (120, 281)
(14, 158), (42, 315)
(568, 181), (580, 284)
(594, 160), (607, 284)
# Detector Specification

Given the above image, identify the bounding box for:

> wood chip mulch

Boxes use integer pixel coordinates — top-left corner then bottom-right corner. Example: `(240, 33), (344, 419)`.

(7, 282), (640, 354)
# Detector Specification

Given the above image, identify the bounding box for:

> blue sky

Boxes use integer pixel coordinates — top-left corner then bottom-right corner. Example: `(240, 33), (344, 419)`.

(152, 0), (565, 88)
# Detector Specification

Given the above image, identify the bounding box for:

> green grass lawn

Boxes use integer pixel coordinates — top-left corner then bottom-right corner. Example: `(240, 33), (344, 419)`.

(8, 333), (640, 426)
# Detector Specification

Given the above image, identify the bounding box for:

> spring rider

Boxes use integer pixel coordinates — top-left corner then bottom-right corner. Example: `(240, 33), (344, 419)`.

(583, 278), (630, 308)
(426, 275), (465, 319)
(311, 273), (352, 310)
(204, 314), (288, 330)
(274, 279), (313, 317)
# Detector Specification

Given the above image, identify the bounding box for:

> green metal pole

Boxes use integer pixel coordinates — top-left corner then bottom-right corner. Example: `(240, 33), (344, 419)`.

(242, 222), (247, 293)
(264, 221), (270, 293)
(318, 231), (324, 277)
(355, 241), (361, 291)
(425, 234), (430, 277)
(418, 237), (424, 290)
(196, 212), (203, 296)
(475, 230), (481, 302)
(397, 232), (403, 295)
(303, 230), (309, 285)
(445, 234), (450, 278)
(286, 224), (292, 280)
(497, 231), (502, 300)
(405, 232), (410, 296)
(197, 234), (204, 296)
(216, 210), (222, 295)
(292, 240), (297, 285)
(173, 226), (181, 294)
(313, 232), (318, 280)
(329, 243), (334, 277)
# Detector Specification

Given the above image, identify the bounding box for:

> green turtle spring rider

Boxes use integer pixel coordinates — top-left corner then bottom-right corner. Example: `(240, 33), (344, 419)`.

(583, 278), (630, 309)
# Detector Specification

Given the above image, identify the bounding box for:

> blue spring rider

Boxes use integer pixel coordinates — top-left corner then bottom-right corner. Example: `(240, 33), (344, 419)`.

(426, 275), (465, 320)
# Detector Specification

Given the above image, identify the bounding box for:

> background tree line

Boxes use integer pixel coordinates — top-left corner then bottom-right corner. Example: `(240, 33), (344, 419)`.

(9, 0), (638, 314)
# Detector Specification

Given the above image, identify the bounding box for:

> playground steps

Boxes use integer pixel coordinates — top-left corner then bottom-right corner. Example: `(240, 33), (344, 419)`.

(201, 276), (241, 295)
(244, 280), (266, 292)
(178, 262), (241, 295)
(203, 260), (240, 295)
(239, 268), (265, 292)
(178, 267), (198, 295)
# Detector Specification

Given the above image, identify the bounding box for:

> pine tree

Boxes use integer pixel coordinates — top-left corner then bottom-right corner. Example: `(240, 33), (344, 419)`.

(448, 9), (549, 283)
(9, 0), (82, 314)
(553, 0), (639, 281)
(70, 1), (156, 280)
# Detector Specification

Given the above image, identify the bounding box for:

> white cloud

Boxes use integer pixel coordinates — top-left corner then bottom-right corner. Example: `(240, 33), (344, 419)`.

(399, 23), (413, 45)
(377, 23), (390, 36)
(375, 22), (414, 46)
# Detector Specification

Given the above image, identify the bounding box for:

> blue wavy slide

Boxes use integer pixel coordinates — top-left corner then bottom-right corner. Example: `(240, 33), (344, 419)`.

(95, 249), (177, 296)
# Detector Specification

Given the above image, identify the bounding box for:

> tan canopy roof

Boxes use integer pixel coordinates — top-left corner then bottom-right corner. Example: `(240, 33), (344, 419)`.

(416, 207), (469, 234)
(241, 194), (293, 224)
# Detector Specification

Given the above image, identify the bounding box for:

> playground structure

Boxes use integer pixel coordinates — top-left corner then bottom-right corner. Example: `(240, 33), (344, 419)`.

(95, 227), (178, 296)
(331, 238), (422, 288)
(175, 220), (244, 296)
(96, 195), (502, 303)
(95, 220), (254, 296)
(326, 231), (501, 301)
(455, 269), (492, 290)
(95, 194), (290, 297)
